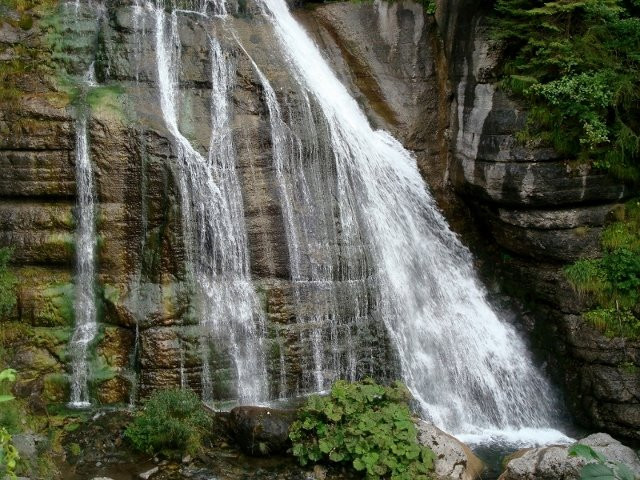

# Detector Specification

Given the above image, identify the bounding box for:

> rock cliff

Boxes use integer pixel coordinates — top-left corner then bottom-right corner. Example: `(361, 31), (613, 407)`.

(0, 0), (637, 440)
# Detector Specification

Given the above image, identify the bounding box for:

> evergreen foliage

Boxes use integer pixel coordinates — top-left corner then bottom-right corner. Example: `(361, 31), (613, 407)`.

(490, 0), (640, 179)
(124, 389), (212, 458)
(289, 379), (435, 480)
(565, 200), (640, 338)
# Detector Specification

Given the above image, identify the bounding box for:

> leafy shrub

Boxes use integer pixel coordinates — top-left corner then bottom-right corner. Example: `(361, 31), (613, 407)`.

(0, 369), (19, 480)
(569, 443), (636, 480)
(289, 379), (435, 480)
(490, 0), (640, 179)
(124, 389), (212, 458)
(419, 0), (436, 15)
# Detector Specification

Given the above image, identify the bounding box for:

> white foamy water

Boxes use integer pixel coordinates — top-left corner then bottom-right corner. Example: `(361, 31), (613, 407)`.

(255, 0), (568, 441)
(457, 427), (574, 448)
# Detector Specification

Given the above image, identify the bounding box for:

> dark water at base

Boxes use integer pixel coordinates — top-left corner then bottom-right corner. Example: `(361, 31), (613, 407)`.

(472, 444), (521, 480)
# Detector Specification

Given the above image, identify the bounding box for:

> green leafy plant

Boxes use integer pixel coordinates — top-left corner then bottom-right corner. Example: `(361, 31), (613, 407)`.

(124, 388), (212, 458)
(420, 0), (436, 14)
(289, 379), (435, 480)
(565, 199), (640, 338)
(490, 0), (640, 179)
(569, 443), (636, 480)
(0, 369), (19, 480)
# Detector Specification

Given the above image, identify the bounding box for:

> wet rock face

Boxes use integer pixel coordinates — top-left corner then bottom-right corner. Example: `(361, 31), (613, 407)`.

(440, 3), (639, 439)
(1, 0), (636, 442)
(1, 0), (406, 403)
(295, 1), (449, 191)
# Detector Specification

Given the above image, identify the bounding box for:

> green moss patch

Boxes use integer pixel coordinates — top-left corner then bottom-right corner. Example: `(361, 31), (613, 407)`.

(565, 199), (640, 338)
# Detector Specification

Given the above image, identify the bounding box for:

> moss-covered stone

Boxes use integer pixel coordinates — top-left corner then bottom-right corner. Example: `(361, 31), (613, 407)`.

(96, 375), (129, 404)
(42, 372), (69, 403)
(87, 84), (126, 117)
(96, 325), (133, 370)
(36, 283), (75, 327)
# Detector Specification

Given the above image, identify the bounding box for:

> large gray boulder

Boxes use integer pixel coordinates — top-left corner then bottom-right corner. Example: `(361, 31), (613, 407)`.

(499, 433), (640, 480)
(415, 420), (485, 480)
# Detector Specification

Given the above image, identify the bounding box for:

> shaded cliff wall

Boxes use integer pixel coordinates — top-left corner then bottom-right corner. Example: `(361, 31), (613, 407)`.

(436, 2), (640, 440)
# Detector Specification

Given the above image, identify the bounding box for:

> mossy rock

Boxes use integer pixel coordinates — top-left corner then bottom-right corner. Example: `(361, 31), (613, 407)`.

(14, 268), (75, 327)
(35, 283), (75, 327)
(96, 325), (133, 369)
(32, 326), (72, 362)
(42, 372), (69, 403)
(96, 375), (130, 404)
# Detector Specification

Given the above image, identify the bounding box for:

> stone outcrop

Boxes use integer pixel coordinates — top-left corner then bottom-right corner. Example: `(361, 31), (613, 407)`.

(499, 433), (640, 480)
(228, 406), (297, 456)
(435, 2), (640, 440)
(415, 420), (484, 480)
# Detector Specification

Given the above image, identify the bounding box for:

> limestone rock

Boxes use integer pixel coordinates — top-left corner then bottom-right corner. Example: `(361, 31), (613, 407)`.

(499, 433), (640, 480)
(11, 433), (44, 466)
(415, 420), (484, 480)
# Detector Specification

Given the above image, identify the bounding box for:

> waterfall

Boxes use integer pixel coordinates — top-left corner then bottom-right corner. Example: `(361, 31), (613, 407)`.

(69, 112), (98, 408)
(254, 0), (570, 443)
(151, 2), (267, 403)
(252, 68), (373, 393)
(68, 0), (106, 408)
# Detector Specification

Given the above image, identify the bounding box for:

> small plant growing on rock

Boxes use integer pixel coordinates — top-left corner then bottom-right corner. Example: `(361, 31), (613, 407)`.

(0, 368), (19, 480)
(289, 379), (435, 480)
(124, 388), (212, 458)
(569, 443), (636, 480)
(565, 199), (640, 339)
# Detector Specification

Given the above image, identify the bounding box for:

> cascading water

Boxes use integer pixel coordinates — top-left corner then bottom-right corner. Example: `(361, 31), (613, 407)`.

(253, 0), (571, 444)
(251, 68), (374, 393)
(69, 112), (98, 408)
(150, 1), (267, 403)
(67, 0), (106, 409)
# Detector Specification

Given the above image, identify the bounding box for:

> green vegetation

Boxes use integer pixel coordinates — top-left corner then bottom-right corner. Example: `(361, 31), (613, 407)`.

(124, 389), (212, 458)
(0, 248), (16, 320)
(569, 443), (636, 480)
(0, 369), (19, 480)
(565, 200), (640, 338)
(289, 379), (435, 480)
(490, 0), (640, 180)
(417, 0), (436, 14)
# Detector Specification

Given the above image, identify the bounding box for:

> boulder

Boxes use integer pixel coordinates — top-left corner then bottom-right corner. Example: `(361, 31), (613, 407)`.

(415, 420), (485, 480)
(499, 433), (640, 480)
(11, 433), (40, 462)
(228, 406), (297, 456)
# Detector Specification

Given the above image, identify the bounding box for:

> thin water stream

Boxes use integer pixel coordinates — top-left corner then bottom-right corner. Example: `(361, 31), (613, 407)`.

(151, 1), (267, 403)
